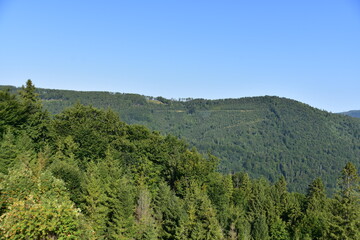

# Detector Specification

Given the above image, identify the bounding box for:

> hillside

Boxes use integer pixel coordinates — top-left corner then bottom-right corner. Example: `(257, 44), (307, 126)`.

(340, 110), (360, 118)
(2, 85), (360, 193)
(3, 81), (360, 239)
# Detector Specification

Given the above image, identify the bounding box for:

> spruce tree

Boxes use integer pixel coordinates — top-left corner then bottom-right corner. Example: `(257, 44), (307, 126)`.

(300, 178), (329, 240)
(176, 180), (223, 240)
(329, 162), (360, 239)
(82, 161), (109, 239)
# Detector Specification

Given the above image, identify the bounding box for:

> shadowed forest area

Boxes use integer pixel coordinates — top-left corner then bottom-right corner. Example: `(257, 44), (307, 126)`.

(1, 80), (360, 239)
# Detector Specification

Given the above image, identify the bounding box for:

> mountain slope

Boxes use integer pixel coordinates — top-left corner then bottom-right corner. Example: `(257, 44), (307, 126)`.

(340, 110), (360, 118)
(2, 85), (360, 193)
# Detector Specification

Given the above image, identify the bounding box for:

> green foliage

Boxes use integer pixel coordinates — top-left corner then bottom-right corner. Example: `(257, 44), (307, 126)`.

(82, 161), (109, 238)
(1, 82), (360, 239)
(5, 85), (360, 193)
(51, 104), (126, 161)
(19, 79), (39, 108)
(0, 131), (18, 174)
(0, 195), (85, 239)
(135, 185), (159, 239)
(49, 158), (84, 205)
(0, 89), (27, 136)
(177, 180), (223, 240)
(154, 182), (186, 239)
(0, 81), (50, 150)
(98, 150), (137, 239)
(252, 214), (269, 240)
(0, 158), (90, 239)
(206, 173), (233, 229)
(328, 162), (360, 239)
(299, 178), (330, 239)
(269, 217), (289, 240)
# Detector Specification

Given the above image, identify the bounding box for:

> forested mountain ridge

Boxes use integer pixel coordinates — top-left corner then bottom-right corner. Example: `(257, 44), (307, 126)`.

(340, 110), (360, 118)
(1, 81), (360, 239)
(2, 84), (360, 193)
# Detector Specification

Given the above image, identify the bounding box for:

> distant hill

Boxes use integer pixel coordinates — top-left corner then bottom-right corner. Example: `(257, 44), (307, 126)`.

(340, 110), (360, 118)
(2, 85), (360, 193)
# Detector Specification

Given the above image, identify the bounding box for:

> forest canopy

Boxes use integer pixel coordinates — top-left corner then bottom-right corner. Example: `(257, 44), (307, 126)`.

(1, 80), (360, 239)
(3, 83), (360, 193)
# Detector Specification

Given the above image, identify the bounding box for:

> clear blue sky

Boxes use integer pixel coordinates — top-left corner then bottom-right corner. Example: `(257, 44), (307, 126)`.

(1, 0), (359, 112)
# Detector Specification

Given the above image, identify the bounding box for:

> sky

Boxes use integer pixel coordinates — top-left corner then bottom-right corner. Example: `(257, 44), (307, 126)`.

(0, 0), (359, 112)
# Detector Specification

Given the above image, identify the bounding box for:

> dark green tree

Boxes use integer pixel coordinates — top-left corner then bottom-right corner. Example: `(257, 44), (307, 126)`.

(51, 104), (126, 162)
(154, 182), (186, 240)
(82, 161), (109, 239)
(252, 214), (269, 240)
(0, 131), (18, 174)
(0, 89), (26, 136)
(300, 178), (329, 239)
(206, 173), (233, 230)
(328, 162), (360, 239)
(100, 149), (137, 239)
(176, 180), (223, 240)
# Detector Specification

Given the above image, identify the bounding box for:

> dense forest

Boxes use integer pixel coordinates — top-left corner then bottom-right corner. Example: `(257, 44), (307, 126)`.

(2, 83), (360, 193)
(1, 80), (360, 239)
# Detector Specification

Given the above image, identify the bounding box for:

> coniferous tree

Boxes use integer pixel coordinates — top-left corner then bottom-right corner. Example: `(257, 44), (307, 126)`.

(18, 79), (50, 148)
(300, 178), (329, 240)
(231, 172), (252, 240)
(252, 214), (269, 240)
(154, 182), (186, 240)
(4, 80), (360, 239)
(49, 136), (84, 206)
(176, 180), (223, 240)
(329, 162), (360, 239)
(206, 173), (233, 230)
(100, 149), (137, 239)
(0, 89), (26, 136)
(82, 161), (109, 239)
(135, 184), (159, 240)
(232, 172), (252, 208)
(0, 131), (18, 174)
